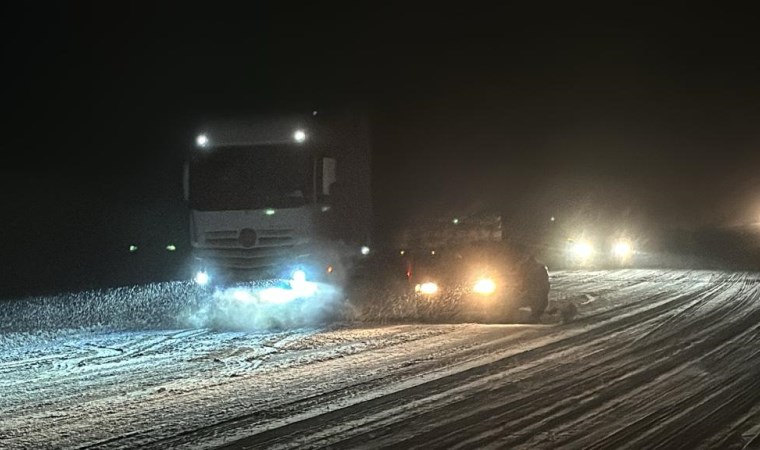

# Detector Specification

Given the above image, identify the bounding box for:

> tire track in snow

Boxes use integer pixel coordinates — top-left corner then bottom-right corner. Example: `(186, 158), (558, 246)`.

(301, 275), (744, 449)
(208, 273), (730, 449)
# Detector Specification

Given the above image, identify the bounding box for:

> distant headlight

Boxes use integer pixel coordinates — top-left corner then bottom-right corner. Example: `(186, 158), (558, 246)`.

(568, 240), (593, 259)
(415, 282), (439, 295)
(612, 241), (633, 258)
(473, 277), (497, 295)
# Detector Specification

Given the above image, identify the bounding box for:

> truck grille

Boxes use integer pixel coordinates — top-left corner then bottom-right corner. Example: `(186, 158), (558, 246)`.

(203, 228), (295, 248)
(198, 228), (303, 272)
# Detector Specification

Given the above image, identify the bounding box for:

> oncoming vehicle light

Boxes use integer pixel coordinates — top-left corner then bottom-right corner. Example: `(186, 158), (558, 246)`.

(196, 134), (209, 148)
(569, 240), (593, 259)
(473, 277), (497, 295)
(415, 282), (439, 295)
(613, 241), (632, 258)
(294, 129), (307, 143)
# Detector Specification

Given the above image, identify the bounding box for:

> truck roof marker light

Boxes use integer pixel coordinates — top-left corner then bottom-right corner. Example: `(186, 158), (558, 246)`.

(265, 209), (276, 216)
(196, 134), (209, 148)
(294, 129), (307, 143)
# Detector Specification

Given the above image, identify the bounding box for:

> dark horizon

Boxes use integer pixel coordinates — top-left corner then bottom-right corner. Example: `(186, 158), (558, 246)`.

(2, 4), (760, 298)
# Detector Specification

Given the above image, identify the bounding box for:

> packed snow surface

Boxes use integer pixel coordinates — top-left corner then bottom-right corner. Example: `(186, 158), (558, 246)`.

(1, 269), (760, 449)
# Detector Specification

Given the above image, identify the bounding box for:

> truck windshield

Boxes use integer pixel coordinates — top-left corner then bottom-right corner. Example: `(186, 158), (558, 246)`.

(189, 144), (313, 211)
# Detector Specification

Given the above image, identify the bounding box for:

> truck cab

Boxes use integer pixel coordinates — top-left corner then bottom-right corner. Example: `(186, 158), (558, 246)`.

(183, 110), (372, 288)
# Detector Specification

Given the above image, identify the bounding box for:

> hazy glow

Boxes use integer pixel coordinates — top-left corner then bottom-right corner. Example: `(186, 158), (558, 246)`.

(452, 218), (460, 224)
(196, 134), (209, 147)
(473, 277), (497, 295)
(129, 245), (138, 253)
(292, 269), (307, 283)
(259, 287), (295, 304)
(289, 275), (317, 298)
(294, 129), (307, 143)
(361, 246), (371, 255)
(232, 289), (254, 302)
(194, 271), (209, 286)
(227, 271), (319, 305)
(613, 241), (632, 258)
(415, 282), (439, 295)
(569, 241), (593, 259)
(265, 209), (276, 216)
(166, 244), (176, 251)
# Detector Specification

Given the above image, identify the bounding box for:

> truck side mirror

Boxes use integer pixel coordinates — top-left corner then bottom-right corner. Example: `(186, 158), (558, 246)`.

(321, 157), (337, 196)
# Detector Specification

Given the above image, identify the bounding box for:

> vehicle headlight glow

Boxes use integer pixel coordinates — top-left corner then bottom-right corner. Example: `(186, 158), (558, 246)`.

(294, 129), (307, 143)
(613, 241), (632, 258)
(194, 271), (210, 286)
(232, 289), (254, 302)
(415, 282), (439, 295)
(569, 241), (593, 259)
(291, 269), (307, 283)
(473, 277), (496, 295)
(196, 134), (209, 148)
(289, 269), (317, 298)
(361, 246), (371, 255)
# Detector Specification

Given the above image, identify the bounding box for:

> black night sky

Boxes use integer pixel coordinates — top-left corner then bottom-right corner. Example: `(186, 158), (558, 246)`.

(2, 3), (760, 298)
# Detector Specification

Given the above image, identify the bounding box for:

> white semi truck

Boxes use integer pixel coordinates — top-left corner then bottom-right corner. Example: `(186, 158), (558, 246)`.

(183, 110), (372, 291)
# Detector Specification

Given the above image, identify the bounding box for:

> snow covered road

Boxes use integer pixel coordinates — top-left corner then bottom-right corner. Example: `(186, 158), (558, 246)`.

(2, 269), (760, 449)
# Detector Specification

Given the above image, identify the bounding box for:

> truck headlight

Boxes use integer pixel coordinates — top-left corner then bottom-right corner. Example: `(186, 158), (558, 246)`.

(415, 282), (439, 295)
(194, 270), (210, 286)
(291, 269), (307, 283)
